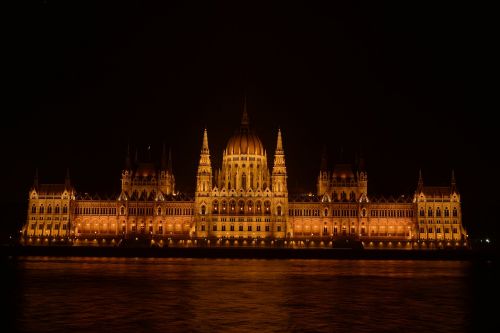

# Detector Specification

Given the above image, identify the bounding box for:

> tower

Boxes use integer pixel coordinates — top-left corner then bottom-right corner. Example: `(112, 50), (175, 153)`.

(196, 128), (212, 196)
(272, 128), (287, 196)
(317, 146), (329, 196)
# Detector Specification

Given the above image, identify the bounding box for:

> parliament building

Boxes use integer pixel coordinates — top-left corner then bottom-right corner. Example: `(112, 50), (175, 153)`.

(20, 107), (468, 249)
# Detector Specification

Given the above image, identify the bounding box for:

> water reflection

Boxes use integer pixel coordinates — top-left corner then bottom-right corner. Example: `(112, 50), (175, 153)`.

(5, 258), (485, 332)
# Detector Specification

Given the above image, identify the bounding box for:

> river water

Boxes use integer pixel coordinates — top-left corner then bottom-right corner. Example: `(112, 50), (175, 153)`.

(2, 257), (496, 332)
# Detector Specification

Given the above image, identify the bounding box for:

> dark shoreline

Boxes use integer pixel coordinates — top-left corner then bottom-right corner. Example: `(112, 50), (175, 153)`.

(1, 245), (496, 261)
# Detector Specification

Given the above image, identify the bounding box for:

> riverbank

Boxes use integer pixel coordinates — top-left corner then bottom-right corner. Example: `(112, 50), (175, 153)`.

(1, 245), (496, 261)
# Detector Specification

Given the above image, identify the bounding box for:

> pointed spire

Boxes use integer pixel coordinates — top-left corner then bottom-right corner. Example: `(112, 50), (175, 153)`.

(201, 128), (210, 154)
(65, 168), (71, 188)
(320, 146), (328, 171)
(451, 169), (457, 192)
(161, 142), (167, 170)
(134, 147), (139, 164)
(168, 147), (173, 173)
(276, 128), (283, 152)
(125, 144), (132, 170)
(241, 95), (249, 129)
(417, 169), (423, 192)
(34, 168), (39, 189)
(147, 144), (152, 161)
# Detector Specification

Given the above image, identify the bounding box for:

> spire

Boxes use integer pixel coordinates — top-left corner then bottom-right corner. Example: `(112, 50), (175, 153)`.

(417, 169), (423, 192)
(125, 144), (132, 170)
(147, 144), (152, 161)
(33, 168), (39, 189)
(451, 169), (457, 192)
(134, 147), (139, 164)
(161, 142), (167, 170)
(168, 147), (173, 173)
(241, 95), (249, 129)
(201, 128), (210, 154)
(320, 146), (328, 171)
(65, 168), (71, 188)
(276, 128), (283, 152)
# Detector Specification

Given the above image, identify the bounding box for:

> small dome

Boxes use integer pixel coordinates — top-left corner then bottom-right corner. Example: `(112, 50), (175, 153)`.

(226, 131), (264, 156)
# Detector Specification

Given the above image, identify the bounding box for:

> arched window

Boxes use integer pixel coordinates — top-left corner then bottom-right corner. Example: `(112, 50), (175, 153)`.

(221, 201), (227, 212)
(428, 208), (433, 217)
(419, 209), (424, 217)
(277, 206), (282, 216)
(55, 205), (60, 214)
(242, 173), (247, 189)
(212, 201), (219, 214)
(39, 205), (44, 214)
(120, 206), (125, 215)
(201, 205), (206, 215)
(362, 208), (366, 217)
(230, 200), (236, 212)
(31, 205), (36, 213)
(238, 200), (245, 214)
(247, 201), (253, 212)
(452, 208), (458, 217)
(264, 201), (271, 215)
(332, 191), (338, 201)
(436, 208), (441, 217)
(444, 208), (450, 217)
(256, 201), (262, 213)
(341, 192), (347, 201)
(349, 192), (355, 202)
(47, 205), (52, 214)
(324, 208), (328, 217)
(157, 207), (162, 215)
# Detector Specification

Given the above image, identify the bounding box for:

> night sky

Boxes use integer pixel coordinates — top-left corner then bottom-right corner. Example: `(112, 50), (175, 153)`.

(2, 1), (496, 241)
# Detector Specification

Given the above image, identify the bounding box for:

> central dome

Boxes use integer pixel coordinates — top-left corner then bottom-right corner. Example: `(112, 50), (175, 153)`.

(225, 102), (265, 156)
(226, 130), (264, 156)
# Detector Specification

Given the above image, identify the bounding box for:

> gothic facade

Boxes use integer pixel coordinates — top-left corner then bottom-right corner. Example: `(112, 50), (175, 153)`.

(20, 108), (468, 249)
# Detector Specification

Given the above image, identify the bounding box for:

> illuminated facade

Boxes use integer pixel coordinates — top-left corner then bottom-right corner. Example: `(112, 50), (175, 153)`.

(20, 107), (468, 248)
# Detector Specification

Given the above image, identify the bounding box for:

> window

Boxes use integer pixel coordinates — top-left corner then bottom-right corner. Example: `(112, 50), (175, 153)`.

(31, 205), (36, 213)
(158, 225), (163, 233)
(247, 226), (252, 231)
(157, 207), (161, 215)
(277, 226), (281, 232)
(230, 225), (235, 231)
(419, 220), (425, 225)
(55, 206), (60, 214)
(453, 228), (458, 233)
(201, 225), (205, 231)
(436, 228), (441, 233)
(323, 227), (328, 235)
(256, 225), (261, 231)
(452, 208), (458, 217)
(239, 225), (243, 231)
(265, 225), (270, 232)
(324, 208), (328, 217)
(436, 208), (441, 217)
(277, 206), (282, 216)
(201, 206), (206, 215)
(47, 205), (52, 214)
(62, 205), (67, 214)
(120, 207), (125, 215)
(419, 209), (425, 217)
(40, 205), (44, 214)
(222, 225), (226, 231)
(428, 208), (433, 217)
(213, 225), (217, 231)
(444, 208), (450, 217)
(420, 228), (425, 233)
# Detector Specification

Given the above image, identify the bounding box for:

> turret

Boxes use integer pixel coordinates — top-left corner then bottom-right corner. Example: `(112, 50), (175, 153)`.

(196, 128), (212, 195)
(65, 168), (71, 189)
(317, 147), (329, 196)
(272, 128), (287, 196)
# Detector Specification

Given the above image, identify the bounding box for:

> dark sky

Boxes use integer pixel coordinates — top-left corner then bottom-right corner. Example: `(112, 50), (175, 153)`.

(2, 1), (496, 240)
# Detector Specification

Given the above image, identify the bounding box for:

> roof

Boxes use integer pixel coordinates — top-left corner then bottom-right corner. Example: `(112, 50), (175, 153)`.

(36, 184), (69, 195)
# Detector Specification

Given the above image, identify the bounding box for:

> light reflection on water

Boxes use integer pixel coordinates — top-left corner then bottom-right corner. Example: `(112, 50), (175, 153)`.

(4, 257), (489, 332)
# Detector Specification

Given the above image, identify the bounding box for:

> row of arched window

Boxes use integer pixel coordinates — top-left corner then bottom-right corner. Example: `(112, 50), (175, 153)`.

(32, 204), (68, 214)
(419, 207), (457, 217)
(207, 200), (273, 215)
